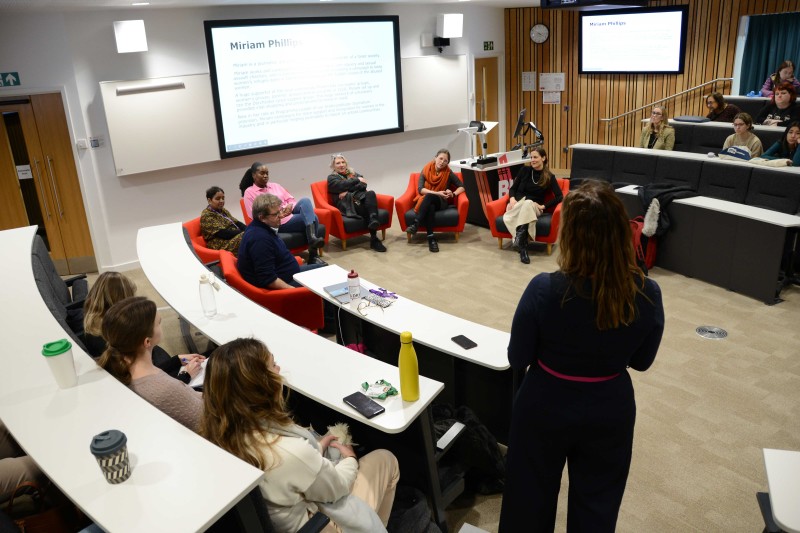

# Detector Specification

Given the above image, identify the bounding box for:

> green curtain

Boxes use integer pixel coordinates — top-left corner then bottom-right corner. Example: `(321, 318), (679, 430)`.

(740, 12), (800, 95)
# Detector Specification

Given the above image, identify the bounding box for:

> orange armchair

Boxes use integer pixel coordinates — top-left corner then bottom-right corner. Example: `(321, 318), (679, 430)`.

(486, 177), (570, 255)
(239, 198), (331, 256)
(310, 180), (394, 250)
(395, 173), (468, 242)
(182, 217), (222, 264)
(218, 250), (324, 331)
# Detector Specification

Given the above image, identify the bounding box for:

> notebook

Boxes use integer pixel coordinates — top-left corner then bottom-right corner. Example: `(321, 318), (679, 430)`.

(323, 282), (365, 304)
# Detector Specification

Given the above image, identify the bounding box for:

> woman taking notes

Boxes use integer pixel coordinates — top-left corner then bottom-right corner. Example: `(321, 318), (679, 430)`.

(638, 106), (675, 150)
(98, 297), (203, 432)
(503, 147), (562, 264)
(201, 338), (399, 532)
(499, 181), (664, 532)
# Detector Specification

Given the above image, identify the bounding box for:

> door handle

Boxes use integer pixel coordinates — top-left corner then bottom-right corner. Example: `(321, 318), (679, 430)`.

(33, 158), (52, 219)
(46, 156), (65, 218)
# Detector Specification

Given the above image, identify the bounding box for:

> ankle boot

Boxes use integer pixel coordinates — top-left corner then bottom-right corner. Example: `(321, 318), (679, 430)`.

(513, 224), (529, 250)
(519, 234), (530, 264)
(307, 247), (327, 265)
(305, 224), (324, 249)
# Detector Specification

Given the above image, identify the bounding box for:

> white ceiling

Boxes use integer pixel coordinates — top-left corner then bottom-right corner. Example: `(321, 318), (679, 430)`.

(0, 0), (543, 10)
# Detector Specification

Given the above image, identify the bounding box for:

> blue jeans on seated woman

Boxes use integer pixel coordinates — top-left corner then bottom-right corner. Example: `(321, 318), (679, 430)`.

(278, 198), (319, 234)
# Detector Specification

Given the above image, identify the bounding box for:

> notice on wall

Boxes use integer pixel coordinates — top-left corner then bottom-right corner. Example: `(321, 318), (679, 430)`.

(542, 91), (561, 105)
(521, 71), (537, 92)
(539, 73), (565, 92)
(16, 165), (32, 180)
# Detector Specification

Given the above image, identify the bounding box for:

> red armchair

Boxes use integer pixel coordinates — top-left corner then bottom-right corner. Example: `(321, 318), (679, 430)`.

(182, 217), (221, 264)
(395, 173), (468, 242)
(485, 177), (570, 255)
(310, 180), (394, 250)
(218, 250), (324, 331)
(239, 198), (331, 256)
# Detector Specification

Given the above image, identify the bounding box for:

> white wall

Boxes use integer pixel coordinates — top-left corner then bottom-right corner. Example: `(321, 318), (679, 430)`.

(0, 4), (505, 270)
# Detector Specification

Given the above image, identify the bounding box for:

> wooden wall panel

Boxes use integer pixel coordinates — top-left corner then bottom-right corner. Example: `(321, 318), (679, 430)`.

(504, 0), (799, 169)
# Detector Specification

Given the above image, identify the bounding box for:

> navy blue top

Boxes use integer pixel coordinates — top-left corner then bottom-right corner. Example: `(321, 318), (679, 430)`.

(508, 272), (664, 377)
(237, 218), (299, 288)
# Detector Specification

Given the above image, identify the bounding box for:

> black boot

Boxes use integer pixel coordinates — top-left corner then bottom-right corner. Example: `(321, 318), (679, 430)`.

(513, 224), (529, 250)
(369, 230), (386, 252)
(307, 246), (327, 265)
(519, 233), (530, 264)
(406, 221), (418, 236)
(305, 224), (324, 249)
(367, 214), (380, 231)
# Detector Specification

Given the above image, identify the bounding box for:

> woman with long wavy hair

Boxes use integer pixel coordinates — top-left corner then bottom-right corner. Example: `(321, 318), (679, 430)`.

(499, 181), (665, 532)
(201, 338), (399, 532)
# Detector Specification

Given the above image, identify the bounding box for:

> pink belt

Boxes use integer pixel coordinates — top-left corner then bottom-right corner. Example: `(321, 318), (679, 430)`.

(538, 360), (620, 382)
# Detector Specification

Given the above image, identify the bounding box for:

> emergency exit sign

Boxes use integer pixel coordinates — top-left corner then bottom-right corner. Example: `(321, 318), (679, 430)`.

(0, 72), (21, 86)
(483, 41), (494, 51)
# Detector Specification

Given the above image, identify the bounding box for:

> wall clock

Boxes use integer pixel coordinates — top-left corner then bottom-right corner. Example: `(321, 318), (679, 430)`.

(530, 23), (549, 44)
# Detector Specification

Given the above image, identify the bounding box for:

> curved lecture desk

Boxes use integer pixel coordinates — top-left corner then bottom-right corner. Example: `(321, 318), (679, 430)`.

(293, 264), (516, 442)
(0, 226), (263, 533)
(136, 223), (453, 527)
(763, 448), (800, 533)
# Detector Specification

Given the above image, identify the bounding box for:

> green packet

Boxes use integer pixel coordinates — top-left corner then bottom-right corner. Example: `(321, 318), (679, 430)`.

(361, 379), (398, 400)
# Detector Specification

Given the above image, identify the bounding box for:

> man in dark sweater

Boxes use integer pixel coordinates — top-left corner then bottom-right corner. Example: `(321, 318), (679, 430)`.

(237, 193), (326, 289)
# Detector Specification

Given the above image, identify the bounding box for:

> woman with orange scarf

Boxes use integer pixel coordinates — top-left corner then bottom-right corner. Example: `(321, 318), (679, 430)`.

(406, 149), (465, 252)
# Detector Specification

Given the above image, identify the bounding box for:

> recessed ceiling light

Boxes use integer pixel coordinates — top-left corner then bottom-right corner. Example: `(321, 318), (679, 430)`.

(132, 2), (150, 5)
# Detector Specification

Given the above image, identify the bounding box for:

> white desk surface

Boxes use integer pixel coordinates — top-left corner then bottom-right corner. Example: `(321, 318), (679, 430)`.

(450, 156), (531, 172)
(137, 223), (443, 434)
(0, 226), (264, 533)
(763, 448), (800, 533)
(616, 184), (800, 227)
(293, 265), (510, 371)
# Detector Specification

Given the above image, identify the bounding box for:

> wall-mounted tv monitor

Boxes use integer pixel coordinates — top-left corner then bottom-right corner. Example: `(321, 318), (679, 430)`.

(578, 6), (689, 74)
(204, 16), (403, 159)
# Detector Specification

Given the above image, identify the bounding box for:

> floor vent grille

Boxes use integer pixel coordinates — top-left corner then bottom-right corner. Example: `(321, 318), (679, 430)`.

(696, 326), (728, 340)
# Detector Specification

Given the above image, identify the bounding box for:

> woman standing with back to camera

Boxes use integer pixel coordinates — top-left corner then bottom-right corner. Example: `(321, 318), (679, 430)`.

(499, 181), (665, 532)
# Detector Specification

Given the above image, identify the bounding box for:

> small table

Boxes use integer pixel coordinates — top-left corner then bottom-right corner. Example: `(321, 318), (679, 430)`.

(763, 448), (800, 533)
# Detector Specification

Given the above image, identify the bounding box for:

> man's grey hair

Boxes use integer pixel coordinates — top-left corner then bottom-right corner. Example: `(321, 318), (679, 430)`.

(252, 193), (282, 221)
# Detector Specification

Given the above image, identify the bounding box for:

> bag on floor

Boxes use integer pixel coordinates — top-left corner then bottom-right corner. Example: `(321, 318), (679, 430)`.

(630, 216), (657, 272)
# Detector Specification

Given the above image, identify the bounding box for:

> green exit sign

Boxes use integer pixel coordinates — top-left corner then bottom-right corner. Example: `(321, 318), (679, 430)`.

(0, 72), (21, 86)
(483, 41), (494, 51)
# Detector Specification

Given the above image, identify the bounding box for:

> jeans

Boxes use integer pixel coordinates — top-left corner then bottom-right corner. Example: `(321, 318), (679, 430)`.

(279, 198), (319, 234)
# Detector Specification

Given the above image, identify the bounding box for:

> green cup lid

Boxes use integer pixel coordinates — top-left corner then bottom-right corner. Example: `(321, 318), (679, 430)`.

(42, 339), (72, 357)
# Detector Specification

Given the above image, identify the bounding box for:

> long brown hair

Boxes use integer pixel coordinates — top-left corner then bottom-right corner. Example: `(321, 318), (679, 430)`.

(200, 338), (292, 470)
(83, 272), (137, 336)
(557, 181), (647, 330)
(97, 296), (156, 385)
(530, 146), (553, 189)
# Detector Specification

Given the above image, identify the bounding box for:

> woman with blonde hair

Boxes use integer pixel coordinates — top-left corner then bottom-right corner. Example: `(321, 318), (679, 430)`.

(201, 338), (399, 532)
(98, 297), (203, 431)
(499, 181), (664, 532)
(83, 272), (204, 383)
(638, 106), (675, 150)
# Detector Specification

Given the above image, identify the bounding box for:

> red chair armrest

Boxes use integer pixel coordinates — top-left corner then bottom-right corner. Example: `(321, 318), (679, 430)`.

(485, 195), (510, 234)
(455, 190), (470, 229)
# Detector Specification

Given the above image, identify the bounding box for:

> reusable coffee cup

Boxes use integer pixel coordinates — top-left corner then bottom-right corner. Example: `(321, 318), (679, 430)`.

(90, 430), (132, 484)
(41, 339), (77, 389)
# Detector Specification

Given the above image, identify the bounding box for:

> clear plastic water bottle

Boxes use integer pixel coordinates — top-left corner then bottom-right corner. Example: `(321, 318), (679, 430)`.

(199, 273), (217, 318)
(347, 269), (360, 302)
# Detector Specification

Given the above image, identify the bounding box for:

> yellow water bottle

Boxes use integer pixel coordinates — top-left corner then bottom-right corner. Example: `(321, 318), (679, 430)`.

(398, 331), (420, 401)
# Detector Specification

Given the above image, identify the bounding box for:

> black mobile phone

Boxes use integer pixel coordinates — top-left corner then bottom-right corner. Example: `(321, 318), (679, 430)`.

(451, 334), (478, 350)
(343, 392), (386, 419)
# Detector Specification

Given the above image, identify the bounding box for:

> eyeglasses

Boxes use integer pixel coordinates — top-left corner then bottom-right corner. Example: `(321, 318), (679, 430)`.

(264, 210), (282, 218)
(651, 111), (663, 116)
(331, 153), (345, 160)
(732, 122), (746, 127)
(705, 101), (714, 106)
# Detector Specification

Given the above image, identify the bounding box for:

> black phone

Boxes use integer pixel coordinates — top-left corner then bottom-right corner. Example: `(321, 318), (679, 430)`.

(343, 392), (386, 419)
(451, 334), (477, 350)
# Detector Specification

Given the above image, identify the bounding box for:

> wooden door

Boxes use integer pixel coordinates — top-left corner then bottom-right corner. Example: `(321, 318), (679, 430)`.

(474, 57), (499, 154)
(31, 93), (95, 273)
(0, 100), (67, 267)
(0, 109), (30, 230)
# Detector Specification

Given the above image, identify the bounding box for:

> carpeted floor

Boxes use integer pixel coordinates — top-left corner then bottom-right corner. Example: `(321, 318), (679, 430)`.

(111, 222), (799, 533)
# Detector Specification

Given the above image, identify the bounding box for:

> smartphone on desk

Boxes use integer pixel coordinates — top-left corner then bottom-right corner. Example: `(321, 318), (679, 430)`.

(451, 335), (477, 350)
(343, 392), (385, 419)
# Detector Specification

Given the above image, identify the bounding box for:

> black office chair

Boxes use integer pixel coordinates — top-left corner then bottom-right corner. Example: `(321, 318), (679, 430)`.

(30, 234), (88, 350)
(207, 487), (329, 533)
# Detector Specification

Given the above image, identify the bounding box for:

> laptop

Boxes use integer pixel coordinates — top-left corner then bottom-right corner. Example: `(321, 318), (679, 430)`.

(323, 282), (365, 304)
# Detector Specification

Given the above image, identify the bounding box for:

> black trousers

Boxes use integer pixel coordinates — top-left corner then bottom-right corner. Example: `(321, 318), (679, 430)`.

(414, 194), (448, 234)
(499, 365), (636, 533)
(354, 190), (379, 221)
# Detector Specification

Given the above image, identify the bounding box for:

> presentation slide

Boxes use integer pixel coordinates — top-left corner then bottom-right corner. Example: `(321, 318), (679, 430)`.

(579, 7), (687, 74)
(205, 17), (403, 157)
